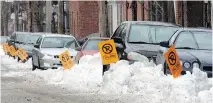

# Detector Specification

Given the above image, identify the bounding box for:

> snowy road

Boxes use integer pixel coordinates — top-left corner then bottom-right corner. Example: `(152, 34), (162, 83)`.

(0, 54), (145, 103)
(1, 63), (145, 103)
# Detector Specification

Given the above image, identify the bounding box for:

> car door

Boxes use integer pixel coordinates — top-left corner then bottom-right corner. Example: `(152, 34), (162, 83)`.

(32, 37), (42, 66)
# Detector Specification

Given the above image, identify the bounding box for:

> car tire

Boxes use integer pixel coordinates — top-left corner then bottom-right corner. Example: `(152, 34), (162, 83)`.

(32, 57), (36, 71)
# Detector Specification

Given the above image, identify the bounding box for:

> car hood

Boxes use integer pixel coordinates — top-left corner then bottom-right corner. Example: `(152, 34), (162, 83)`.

(22, 44), (34, 52)
(127, 43), (160, 57)
(82, 50), (99, 55)
(40, 48), (78, 56)
(177, 49), (212, 65)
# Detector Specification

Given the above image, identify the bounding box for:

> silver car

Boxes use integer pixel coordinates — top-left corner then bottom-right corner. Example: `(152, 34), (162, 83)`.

(32, 34), (80, 70)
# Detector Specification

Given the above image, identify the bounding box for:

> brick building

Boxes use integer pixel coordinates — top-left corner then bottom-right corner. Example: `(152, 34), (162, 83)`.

(69, 1), (211, 39)
(69, 1), (99, 39)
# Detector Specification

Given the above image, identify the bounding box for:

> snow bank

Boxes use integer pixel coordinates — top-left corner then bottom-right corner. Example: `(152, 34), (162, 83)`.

(100, 56), (212, 103)
(1, 45), (212, 102)
(33, 53), (103, 92)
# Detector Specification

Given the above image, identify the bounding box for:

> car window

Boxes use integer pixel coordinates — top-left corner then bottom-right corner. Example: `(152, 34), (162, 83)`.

(150, 26), (179, 43)
(120, 25), (127, 40)
(112, 24), (125, 37)
(84, 39), (105, 50)
(41, 37), (77, 48)
(36, 37), (42, 45)
(193, 31), (212, 50)
(174, 31), (198, 49)
(128, 25), (150, 43)
(26, 35), (41, 44)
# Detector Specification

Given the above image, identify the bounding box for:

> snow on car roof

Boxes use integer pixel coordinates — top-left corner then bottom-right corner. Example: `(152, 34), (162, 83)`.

(121, 21), (180, 27)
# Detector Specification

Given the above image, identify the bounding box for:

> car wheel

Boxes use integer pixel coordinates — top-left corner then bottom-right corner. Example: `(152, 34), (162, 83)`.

(32, 57), (36, 71)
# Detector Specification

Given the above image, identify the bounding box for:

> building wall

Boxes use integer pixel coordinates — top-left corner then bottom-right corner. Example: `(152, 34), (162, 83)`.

(69, 1), (99, 39)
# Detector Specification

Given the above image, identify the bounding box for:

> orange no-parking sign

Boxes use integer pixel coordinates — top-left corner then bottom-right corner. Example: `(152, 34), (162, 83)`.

(164, 45), (183, 78)
(59, 50), (74, 70)
(98, 39), (119, 65)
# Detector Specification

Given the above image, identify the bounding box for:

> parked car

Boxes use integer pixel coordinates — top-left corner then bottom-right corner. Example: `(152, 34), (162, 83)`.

(75, 37), (109, 63)
(110, 21), (181, 63)
(32, 34), (80, 70)
(7, 32), (30, 58)
(156, 28), (212, 77)
(21, 32), (43, 59)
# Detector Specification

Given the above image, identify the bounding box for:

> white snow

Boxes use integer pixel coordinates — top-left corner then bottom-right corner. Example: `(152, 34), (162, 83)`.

(1, 45), (212, 103)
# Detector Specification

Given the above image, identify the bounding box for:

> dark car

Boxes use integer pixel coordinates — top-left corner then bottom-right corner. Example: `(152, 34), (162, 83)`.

(7, 32), (30, 57)
(156, 28), (212, 77)
(110, 21), (181, 62)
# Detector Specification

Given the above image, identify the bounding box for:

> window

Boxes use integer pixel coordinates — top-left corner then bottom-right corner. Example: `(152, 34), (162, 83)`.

(112, 24), (125, 37)
(150, 26), (179, 43)
(128, 25), (150, 43)
(120, 25), (127, 40)
(174, 32), (198, 49)
(36, 37), (42, 45)
(193, 31), (212, 50)
(41, 37), (77, 48)
(84, 39), (105, 50)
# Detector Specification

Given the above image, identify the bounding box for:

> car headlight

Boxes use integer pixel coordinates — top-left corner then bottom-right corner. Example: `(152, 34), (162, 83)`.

(193, 62), (200, 68)
(183, 62), (191, 68)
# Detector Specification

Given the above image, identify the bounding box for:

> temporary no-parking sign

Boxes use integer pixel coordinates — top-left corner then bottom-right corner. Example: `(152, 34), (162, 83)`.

(98, 39), (119, 65)
(164, 45), (183, 78)
(59, 50), (74, 70)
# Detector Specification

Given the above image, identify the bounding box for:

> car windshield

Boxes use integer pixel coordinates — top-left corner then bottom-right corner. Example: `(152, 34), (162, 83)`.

(128, 25), (179, 43)
(41, 37), (78, 48)
(84, 39), (105, 50)
(16, 34), (29, 42)
(26, 35), (41, 44)
(151, 26), (179, 43)
(193, 31), (212, 50)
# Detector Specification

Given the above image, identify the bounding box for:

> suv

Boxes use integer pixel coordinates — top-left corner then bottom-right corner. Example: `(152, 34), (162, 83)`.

(111, 21), (181, 62)
(32, 34), (80, 70)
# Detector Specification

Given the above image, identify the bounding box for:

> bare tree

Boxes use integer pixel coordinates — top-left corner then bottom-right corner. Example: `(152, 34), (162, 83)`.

(99, 1), (109, 37)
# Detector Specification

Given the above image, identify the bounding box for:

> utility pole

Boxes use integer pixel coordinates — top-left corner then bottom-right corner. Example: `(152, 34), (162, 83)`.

(99, 1), (109, 37)
(58, 1), (64, 34)
(183, 1), (187, 27)
(211, 1), (212, 28)
(46, 1), (52, 33)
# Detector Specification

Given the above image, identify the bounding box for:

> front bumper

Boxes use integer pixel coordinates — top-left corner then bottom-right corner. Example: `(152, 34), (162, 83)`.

(39, 56), (76, 68)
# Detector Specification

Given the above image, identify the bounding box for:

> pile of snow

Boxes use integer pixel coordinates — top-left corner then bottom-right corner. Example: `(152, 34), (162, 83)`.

(33, 53), (103, 92)
(100, 58), (212, 103)
(1, 46), (212, 102)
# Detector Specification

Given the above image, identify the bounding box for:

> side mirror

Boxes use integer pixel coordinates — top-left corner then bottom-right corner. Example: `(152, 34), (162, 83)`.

(34, 44), (40, 48)
(75, 47), (82, 51)
(111, 36), (126, 49)
(160, 41), (169, 48)
(111, 36), (123, 43)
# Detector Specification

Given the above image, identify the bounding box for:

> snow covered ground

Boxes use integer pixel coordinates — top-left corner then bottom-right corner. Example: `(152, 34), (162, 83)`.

(1, 45), (212, 103)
